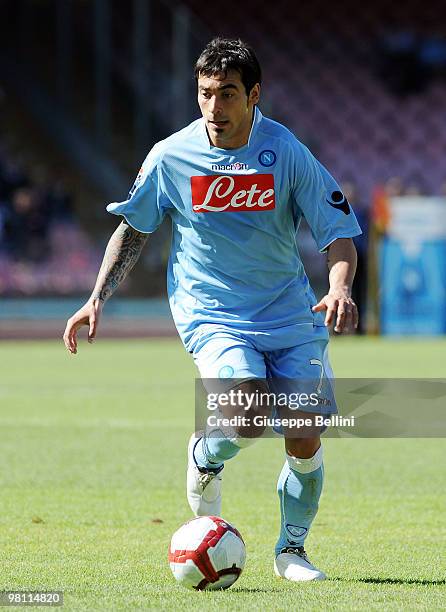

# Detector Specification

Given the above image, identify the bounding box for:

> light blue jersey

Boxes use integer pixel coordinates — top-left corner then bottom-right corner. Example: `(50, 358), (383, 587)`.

(107, 108), (361, 350)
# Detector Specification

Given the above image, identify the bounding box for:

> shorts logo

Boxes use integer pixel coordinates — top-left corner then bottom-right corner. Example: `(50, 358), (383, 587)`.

(219, 365), (235, 379)
(191, 174), (275, 213)
(326, 190), (350, 215)
(211, 162), (249, 171)
(258, 150), (276, 167)
(286, 524), (308, 539)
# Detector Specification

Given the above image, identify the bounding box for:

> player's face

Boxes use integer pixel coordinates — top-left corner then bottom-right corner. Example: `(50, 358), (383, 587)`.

(197, 70), (260, 149)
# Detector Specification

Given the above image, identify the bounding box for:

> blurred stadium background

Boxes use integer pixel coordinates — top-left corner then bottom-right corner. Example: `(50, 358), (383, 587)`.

(2, 4), (446, 606)
(1, 0), (446, 339)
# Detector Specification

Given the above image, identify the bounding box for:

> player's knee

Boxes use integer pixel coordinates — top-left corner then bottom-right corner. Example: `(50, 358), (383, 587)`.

(285, 437), (321, 459)
(229, 379), (271, 440)
(230, 409), (268, 440)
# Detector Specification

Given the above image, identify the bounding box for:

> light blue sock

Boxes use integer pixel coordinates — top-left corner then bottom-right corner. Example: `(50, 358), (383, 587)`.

(275, 446), (324, 556)
(193, 433), (241, 470)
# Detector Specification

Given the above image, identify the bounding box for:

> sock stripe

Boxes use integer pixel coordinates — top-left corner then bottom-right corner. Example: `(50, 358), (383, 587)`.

(286, 445), (323, 474)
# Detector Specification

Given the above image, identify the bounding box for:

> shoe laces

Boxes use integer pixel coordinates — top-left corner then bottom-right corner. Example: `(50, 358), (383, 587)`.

(280, 546), (309, 563)
(197, 469), (221, 489)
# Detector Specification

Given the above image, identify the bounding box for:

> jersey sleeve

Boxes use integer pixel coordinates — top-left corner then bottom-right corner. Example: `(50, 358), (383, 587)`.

(106, 144), (171, 233)
(291, 142), (362, 252)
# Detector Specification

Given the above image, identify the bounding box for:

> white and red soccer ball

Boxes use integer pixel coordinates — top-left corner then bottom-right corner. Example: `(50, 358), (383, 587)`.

(168, 516), (246, 590)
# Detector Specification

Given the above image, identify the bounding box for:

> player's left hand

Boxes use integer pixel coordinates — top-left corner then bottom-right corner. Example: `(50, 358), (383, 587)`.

(312, 291), (358, 333)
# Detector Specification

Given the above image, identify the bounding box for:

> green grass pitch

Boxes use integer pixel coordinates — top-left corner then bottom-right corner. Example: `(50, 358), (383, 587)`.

(1, 337), (445, 610)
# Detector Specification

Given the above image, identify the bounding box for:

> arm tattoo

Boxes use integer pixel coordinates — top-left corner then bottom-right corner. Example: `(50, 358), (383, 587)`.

(91, 222), (148, 303)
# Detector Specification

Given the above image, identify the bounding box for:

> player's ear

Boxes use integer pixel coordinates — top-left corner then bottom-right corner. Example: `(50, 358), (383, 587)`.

(249, 83), (260, 106)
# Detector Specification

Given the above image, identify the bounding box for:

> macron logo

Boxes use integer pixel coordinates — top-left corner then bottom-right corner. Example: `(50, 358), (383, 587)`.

(326, 190), (350, 215)
(211, 162), (249, 171)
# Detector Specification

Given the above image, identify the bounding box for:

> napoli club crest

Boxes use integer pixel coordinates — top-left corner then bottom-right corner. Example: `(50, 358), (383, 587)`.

(258, 150), (276, 167)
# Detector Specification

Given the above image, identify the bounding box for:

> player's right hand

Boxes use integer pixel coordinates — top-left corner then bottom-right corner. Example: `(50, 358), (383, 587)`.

(63, 298), (103, 354)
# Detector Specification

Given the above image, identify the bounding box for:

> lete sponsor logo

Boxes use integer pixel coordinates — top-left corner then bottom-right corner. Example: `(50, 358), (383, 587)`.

(191, 174), (275, 212)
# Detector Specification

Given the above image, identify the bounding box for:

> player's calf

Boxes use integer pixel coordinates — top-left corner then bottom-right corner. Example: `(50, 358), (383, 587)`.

(275, 444), (324, 570)
(187, 380), (270, 516)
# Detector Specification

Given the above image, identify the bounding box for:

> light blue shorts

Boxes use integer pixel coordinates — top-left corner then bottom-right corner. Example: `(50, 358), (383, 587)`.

(192, 326), (338, 419)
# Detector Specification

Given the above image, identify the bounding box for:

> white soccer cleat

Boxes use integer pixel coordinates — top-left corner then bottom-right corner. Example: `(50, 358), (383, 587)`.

(274, 547), (326, 582)
(187, 433), (223, 517)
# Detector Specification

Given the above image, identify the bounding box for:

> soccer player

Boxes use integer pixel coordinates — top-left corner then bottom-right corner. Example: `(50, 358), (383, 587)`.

(63, 38), (361, 582)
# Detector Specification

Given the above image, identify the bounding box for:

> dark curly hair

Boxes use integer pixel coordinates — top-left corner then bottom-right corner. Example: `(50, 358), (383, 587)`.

(194, 37), (262, 96)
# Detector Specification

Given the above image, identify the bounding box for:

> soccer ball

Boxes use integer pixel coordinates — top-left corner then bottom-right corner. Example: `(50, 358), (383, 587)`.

(168, 515), (246, 590)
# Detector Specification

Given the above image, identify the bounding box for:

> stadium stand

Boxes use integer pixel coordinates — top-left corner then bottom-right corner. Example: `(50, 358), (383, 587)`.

(184, 0), (446, 201)
(1, 0), (446, 311)
(0, 143), (101, 295)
